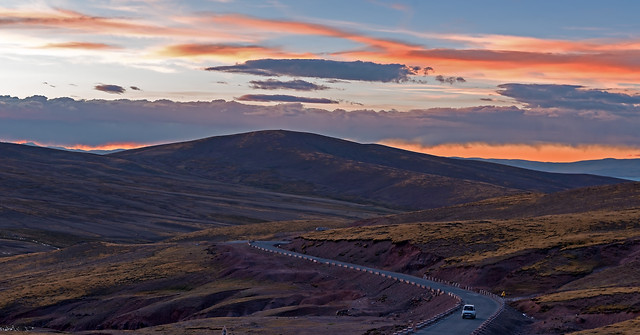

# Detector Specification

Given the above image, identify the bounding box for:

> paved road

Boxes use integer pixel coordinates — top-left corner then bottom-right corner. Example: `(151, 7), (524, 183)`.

(250, 241), (502, 335)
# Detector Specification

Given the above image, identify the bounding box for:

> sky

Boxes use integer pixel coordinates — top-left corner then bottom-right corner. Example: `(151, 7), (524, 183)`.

(1, 0), (640, 162)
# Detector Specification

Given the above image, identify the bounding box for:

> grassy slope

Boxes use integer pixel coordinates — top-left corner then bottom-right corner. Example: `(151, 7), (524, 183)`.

(567, 317), (640, 335)
(169, 219), (351, 243)
(295, 183), (640, 334)
(306, 208), (640, 265)
(0, 240), (452, 334)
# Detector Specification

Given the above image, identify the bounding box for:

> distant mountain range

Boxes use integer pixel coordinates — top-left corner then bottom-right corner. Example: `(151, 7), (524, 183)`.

(21, 141), (125, 155)
(468, 158), (640, 181)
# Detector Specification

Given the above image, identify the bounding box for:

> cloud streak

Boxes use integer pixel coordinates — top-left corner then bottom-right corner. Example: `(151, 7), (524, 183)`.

(209, 14), (418, 52)
(4, 5), (640, 88)
(40, 41), (120, 50)
(0, 7), (239, 40)
(201, 13), (640, 84)
(160, 43), (315, 60)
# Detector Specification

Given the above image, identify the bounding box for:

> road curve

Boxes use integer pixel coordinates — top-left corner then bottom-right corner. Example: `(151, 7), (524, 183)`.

(249, 240), (503, 335)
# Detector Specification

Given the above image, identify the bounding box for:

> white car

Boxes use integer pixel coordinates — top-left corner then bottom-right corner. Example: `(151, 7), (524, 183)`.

(461, 304), (476, 319)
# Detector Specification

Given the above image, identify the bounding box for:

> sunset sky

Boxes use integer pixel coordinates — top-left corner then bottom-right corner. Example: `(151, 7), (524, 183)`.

(1, 0), (640, 161)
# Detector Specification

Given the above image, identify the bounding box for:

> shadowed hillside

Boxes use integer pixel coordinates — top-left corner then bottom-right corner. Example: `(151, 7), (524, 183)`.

(112, 130), (622, 210)
(0, 142), (391, 246)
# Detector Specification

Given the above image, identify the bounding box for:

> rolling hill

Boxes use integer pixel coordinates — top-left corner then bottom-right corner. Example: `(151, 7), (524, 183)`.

(111, 130), (623, 210)
(1, 129), (625, 247)
(0, 141), (391, 246)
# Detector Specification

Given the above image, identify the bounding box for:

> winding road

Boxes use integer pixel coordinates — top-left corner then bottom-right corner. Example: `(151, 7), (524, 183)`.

(249, 240), (503, 335)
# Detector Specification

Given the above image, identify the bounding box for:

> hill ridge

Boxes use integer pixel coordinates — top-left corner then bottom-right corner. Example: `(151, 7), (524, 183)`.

(112, 130), (623, 209)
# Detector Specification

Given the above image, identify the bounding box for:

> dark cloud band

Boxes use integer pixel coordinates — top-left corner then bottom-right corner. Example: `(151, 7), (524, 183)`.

(498, 83), (640, 114)
(237, 94), (338, 104)
(249, 79), (329, 91)
(94, 84), (125, 94)
(0, 90), (638, 148)
(206, 58), (418, 82)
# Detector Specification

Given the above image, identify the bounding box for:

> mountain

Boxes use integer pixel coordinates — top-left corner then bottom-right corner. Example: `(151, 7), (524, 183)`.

(2, 130), (625, 244)
(112, 130), (623, 210)
(0, 141), (391, 244)
(470, 157), (640, 181)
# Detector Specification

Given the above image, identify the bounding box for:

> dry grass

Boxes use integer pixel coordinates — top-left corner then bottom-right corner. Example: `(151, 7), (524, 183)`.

(566, 316), (640, 335)
(170, 219), (350, 243)
(304, 208), (640, 265)
(0, 241), (445, 334)
(0, 242), (210, 309)
(534, 287), (640, 303)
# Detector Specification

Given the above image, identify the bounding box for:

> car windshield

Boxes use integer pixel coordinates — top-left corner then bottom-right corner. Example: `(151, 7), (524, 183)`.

(464, 306), (474, 310)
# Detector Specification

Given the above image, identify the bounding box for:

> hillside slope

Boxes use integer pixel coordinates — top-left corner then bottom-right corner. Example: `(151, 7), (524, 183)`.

(357, 181), (640, 225)
(294, 182), (640, 334)
(0, 142), (390, 245)
(112, 130), (622, 209)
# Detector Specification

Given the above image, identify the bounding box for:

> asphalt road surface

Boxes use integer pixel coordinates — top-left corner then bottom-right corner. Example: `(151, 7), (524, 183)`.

(250, 240), (502, 335)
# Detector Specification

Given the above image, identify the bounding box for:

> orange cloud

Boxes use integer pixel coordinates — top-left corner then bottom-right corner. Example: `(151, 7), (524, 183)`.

(160, 43), (315, 61)
(0, 7), (239, 40)
(209, 14), (418, 52)
(40, 41), (120, 50)
(380, 140), (640, 162)
(427, 33), (640, 53)
(206, 14), (640, 85)
(337, 48), (640, 85)
(5, 7), (640, 85)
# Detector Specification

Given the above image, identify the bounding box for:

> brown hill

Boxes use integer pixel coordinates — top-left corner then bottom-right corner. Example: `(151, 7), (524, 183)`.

(357, 181), (640, 226)
(112, 130), (622, 210)
(0, 142), (391, 246)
